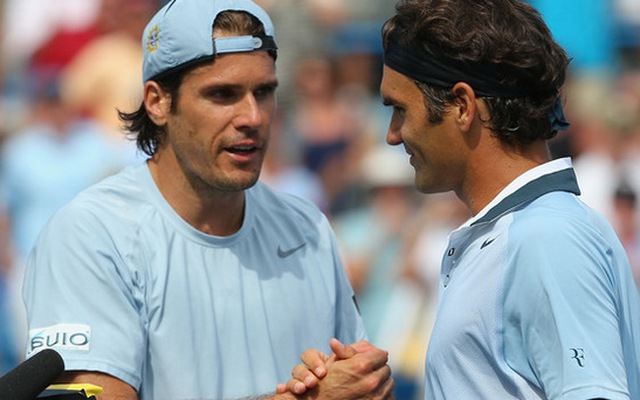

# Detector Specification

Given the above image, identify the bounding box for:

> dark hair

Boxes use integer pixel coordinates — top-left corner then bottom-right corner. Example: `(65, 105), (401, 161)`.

(382, 0), (570, 147)
(119, 10), (275, 156)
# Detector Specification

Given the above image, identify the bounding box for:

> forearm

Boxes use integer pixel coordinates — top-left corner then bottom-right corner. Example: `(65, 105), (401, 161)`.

(57, 371), (137, 400)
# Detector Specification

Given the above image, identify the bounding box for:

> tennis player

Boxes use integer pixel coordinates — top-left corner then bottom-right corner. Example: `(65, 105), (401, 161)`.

(284, 0), (640, 398)
(22, 0), (394, 398)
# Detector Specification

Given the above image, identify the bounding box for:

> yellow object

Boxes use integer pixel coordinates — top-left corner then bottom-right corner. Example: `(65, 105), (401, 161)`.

(46, 383), (104, 396)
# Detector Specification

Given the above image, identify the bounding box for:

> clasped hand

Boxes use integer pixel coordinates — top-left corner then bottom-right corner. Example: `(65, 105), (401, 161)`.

(276, 338), (395, 399)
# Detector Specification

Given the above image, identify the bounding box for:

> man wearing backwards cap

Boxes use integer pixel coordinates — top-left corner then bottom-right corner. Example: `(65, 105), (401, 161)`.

(284, 0), (640, 399)
(22, 0), (394, 399)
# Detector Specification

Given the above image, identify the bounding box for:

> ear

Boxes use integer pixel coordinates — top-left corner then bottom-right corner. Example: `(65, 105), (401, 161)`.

(144, 81), (171, 126)
(451, 82), (477, 132)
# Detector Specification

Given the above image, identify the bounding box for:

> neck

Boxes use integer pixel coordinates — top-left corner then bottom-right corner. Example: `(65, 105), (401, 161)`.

(459, 137), (551, 216)
(147, 159), (246, 237)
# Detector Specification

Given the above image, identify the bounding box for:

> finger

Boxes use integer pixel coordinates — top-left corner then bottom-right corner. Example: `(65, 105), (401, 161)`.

(275, 383), (288, 394)
(285, 377), (309, 395)
(329, 338), (357, 360)
(362, 346), (390, 370)
(368, 365), (394, 398)
(383, 373), (396, 399)
(342, 345), (390, 373)
(290, 364), (320, 391)
(380, 376), (396, 400)
(349, 340), (375, 353)
(300, 349), (329, 378)
(377, 364), (392, 383)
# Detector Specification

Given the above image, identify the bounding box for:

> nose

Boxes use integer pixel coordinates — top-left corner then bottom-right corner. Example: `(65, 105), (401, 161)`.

(234, 94), (263, 130)
(386, 126), (402, 146)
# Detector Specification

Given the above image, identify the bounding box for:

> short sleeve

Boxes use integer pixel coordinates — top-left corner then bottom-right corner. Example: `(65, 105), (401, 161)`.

(503, 214), (630, 400)
(22, 201), (146, 390)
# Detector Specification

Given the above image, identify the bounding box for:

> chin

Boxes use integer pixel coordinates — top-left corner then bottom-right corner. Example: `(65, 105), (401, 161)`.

(222, 171), (261, 191)
(415, 179), (445, 195)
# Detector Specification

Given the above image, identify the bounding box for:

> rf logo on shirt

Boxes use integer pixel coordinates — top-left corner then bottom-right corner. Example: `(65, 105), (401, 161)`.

(570, 347), (585, 367)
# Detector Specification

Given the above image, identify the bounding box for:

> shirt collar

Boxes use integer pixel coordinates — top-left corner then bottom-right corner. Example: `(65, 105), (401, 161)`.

(465, 157), (581, 227)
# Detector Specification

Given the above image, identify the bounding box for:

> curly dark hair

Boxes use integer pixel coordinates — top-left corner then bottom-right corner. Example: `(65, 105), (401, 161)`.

(118, 10), (276, 157)
(382, 0), (570, 147)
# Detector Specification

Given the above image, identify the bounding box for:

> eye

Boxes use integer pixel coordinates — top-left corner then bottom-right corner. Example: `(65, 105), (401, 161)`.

(392, 105), (406, 117)
(202, 86), (240, 104)
(254, 84), (277, 101)
(382, 98), (405, 117)
(208, 88), (236, 101)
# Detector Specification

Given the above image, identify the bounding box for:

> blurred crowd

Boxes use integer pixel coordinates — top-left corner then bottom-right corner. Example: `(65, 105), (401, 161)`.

(0, 0), (639, 399)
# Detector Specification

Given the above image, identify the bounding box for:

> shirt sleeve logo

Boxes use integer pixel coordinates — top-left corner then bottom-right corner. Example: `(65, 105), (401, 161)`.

(569, 347), (586, 367)
(27, 324), (91, 356)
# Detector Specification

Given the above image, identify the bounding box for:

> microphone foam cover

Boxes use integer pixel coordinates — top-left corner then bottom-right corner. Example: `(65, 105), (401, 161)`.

(0, 348), (65, 400)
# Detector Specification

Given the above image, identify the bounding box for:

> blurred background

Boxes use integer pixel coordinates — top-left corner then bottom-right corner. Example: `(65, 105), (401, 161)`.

(0, 0), (638, 398)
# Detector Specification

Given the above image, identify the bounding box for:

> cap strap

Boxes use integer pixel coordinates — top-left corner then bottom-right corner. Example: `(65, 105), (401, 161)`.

(213, 34), (277, 55)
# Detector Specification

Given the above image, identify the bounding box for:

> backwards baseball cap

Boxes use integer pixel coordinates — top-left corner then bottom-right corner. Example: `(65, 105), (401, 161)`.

(142, 0), (277, 82)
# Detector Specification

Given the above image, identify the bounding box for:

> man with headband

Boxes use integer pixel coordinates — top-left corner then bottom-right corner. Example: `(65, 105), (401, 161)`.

(284, 0), (640, 399)
(21, 0), (395, 399)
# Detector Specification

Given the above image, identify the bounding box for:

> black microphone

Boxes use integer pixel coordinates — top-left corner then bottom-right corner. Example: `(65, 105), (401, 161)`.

(0, 349), (65, 400)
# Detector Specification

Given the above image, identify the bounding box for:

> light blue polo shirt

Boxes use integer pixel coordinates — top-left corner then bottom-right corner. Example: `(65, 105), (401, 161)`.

(23, 162), (365, 400)
(425, 158), (640, 399)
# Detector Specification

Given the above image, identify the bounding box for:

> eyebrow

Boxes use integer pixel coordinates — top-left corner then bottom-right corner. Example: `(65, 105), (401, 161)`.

(200, 79), (279, 93)
(256, 79), (279, 90)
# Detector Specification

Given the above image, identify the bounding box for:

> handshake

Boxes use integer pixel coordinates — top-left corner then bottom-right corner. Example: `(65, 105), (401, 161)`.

(275, 339), (395, 400)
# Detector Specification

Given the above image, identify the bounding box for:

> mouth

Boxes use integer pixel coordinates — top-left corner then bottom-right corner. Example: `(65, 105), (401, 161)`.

(225, 144), (258, 154)
(403, 146), (417, 167)
(403, 145), (413, 157)
(223, 141), (263, 164)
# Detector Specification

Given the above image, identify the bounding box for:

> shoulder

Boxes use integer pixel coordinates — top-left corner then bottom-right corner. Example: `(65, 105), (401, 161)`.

(250, 181), (330, 226)
(504, 190), (625, 289)
(508, 191), (614, 251)
(44, 164), (150, 238)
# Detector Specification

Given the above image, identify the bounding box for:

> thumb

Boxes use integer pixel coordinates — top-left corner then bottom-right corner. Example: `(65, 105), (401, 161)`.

(329, 338), (357, 360)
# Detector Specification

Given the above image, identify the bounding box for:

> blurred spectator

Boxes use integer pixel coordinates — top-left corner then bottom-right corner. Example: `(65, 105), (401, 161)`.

(329, 20), (392, 146)
(333, 145), (422, 398)
(284, 55), (369, 216)
(0, 192), (18, 375)
(1, 0), (101, 69)
(59, 0), (161, 136)
(563, 78), (619, 219)
(0, 69), (138, 366)
(612, 183), (640, 291)
(0, 74), (132, 262)
(566, 75), (640, 223)
(0, 279), (18, 375)
(390, 193), (468, 398)
(256, 0), (347, 114)
(342, 0), (396, 24)
(260, 114), (328, 210)
(614, 0), (640, 68)
(616, 0), (640, 26)
(1, 0), (101, 134)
